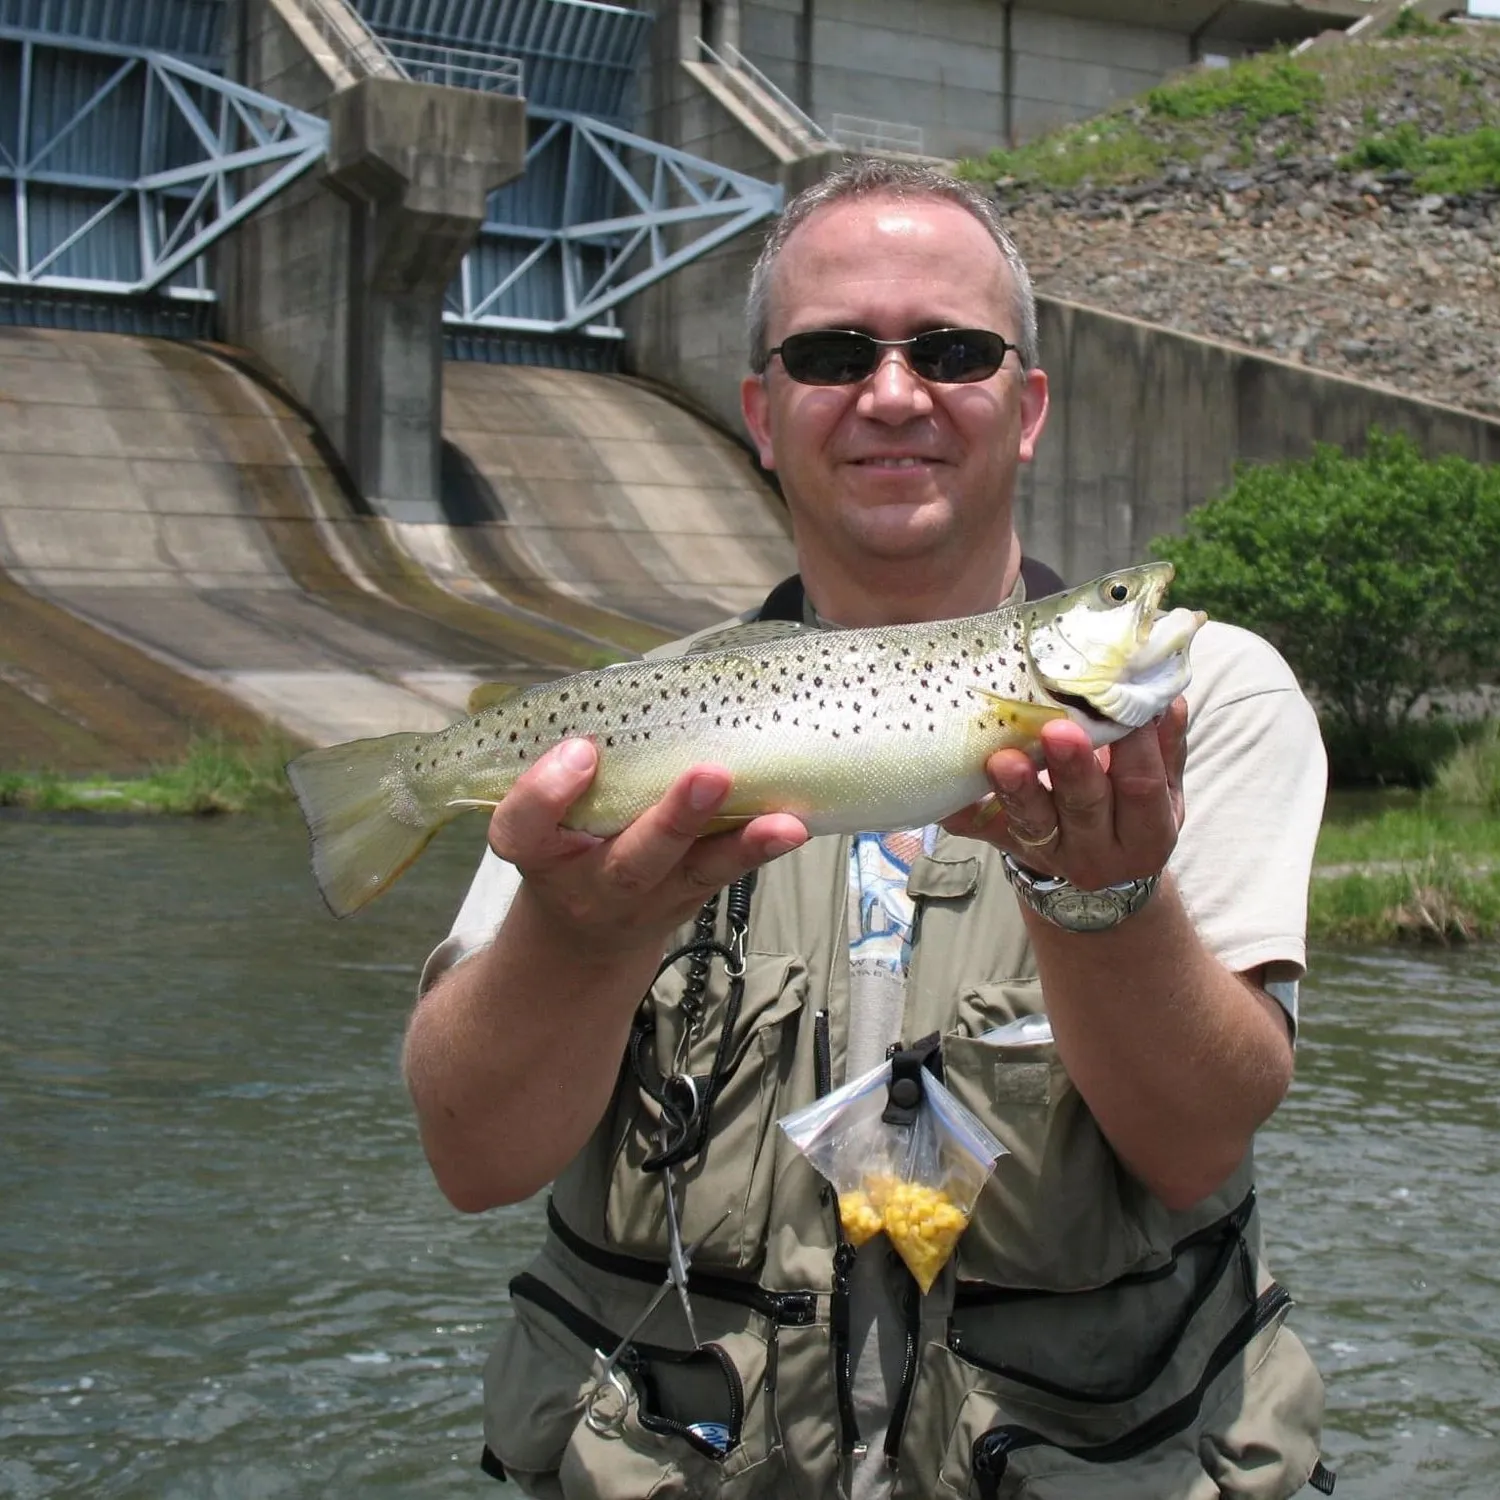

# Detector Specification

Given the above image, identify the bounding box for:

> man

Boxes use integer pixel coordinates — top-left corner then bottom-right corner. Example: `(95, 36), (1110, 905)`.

(405, 159), (1333, 1499)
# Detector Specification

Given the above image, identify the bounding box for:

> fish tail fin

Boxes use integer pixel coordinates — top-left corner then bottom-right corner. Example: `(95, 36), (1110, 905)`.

(285, 733), (454, 918)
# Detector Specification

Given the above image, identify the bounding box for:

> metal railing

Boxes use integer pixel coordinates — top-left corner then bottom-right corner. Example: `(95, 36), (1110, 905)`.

(290, 0), (407, 79)
(694, 36), (828, 150)
(830, 113), (925, 156)
(384, 38), (524, 96)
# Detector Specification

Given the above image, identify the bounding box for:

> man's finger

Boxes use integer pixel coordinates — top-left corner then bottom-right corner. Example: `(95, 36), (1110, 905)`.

(676, 814), (809, 895)
(983, 747), (1060, 848)
(1157, 697), (1189, 790)
(595, 764), (736, 894)
(489, 738), (600, 862)
(1040, 724), (1111, 837)
(1108, 719), (1179, 859)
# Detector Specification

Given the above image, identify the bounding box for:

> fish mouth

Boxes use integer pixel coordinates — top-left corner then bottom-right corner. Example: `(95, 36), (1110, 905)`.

(1022, 563), (1204, 731)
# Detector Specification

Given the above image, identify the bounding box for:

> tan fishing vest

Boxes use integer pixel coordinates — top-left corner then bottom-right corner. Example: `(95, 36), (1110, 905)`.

(479, 827), (1330, 1500)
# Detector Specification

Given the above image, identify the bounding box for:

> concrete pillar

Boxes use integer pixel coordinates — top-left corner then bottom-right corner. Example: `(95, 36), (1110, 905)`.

(325, 78), (525, 521)
(218, 0), (525, 522)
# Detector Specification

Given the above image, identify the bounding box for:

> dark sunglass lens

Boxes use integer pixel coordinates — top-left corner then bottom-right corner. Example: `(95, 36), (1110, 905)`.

(911, 330), (1006, 382)
(780, 331), (877, 384)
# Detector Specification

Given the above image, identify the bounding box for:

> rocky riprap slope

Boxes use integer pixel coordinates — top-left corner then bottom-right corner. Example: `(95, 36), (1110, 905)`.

(985, 32), (1500, 419)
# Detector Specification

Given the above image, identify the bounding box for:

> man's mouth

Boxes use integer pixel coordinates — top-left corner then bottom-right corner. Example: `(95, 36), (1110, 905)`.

(852, 456), (935, 468)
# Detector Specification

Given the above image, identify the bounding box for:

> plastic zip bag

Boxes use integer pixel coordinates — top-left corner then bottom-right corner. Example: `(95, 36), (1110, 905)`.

(779, 1036), (1007, 1293)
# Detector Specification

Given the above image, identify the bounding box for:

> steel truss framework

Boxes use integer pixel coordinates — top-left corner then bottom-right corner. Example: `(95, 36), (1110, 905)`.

(1, 27), (780, 344)
(447, 106), (783, 338)
(0, 27), (329, 298)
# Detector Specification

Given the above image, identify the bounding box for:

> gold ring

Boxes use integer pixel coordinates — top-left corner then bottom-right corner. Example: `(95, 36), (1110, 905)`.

(1011, 825), (1061, 850)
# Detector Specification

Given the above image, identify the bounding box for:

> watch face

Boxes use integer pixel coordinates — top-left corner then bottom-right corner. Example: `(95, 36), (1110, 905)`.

(1048, 886), (1127, 933)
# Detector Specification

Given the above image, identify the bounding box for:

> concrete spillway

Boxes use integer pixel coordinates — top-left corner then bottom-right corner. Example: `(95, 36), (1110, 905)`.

(0, 327), (793, 770)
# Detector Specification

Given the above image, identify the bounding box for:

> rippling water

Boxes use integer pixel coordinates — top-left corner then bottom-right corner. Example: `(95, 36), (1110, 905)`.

(1258, 945), (1500, 1498)
(3, 814), (1498, 1497)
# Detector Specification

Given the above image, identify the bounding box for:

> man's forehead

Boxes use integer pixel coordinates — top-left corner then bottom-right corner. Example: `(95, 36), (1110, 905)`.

(770, 193), (1011, 321)
(786, 192), (994, 257)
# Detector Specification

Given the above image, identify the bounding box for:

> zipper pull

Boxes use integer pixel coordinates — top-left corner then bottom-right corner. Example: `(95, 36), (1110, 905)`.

(833, 1240), (857, 1293)
(972, 1427), (1021, 1498)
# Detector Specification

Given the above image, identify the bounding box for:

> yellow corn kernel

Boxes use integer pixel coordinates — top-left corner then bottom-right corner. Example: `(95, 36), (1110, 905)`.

(837, 1189), (885, 1247)
(879, 1180), (970, 1294)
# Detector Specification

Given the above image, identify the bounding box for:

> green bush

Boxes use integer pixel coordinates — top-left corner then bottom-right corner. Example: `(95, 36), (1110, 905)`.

(1385, 8), (1447, 39)
(1145, 53), (1323, 126)
(1152, 431), (1500, 785)
(1343, 122), (1500, 194)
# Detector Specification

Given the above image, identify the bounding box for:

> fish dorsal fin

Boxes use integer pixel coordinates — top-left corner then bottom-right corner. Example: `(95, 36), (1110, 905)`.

(681, 620), (813, 657)
(466, 681), (523, 715)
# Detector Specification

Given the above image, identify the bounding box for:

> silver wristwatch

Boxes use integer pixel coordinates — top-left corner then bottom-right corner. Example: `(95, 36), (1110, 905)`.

(1000, 853), (1160, 933)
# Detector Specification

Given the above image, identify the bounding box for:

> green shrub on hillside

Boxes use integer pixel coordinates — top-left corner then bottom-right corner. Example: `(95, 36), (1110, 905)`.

(1145, 53), (1323, 126)
(1152, 431), (1500, 785)
(1385, 8), (1447, 39)
(958, 117), (1167, 190)
(1343, 122), (1500, 194)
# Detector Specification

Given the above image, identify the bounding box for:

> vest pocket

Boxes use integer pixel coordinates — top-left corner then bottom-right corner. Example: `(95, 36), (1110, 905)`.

(603, 953), (808, 1271)
(941, 983), (1161, 1290)
(897, 1225), (1322, 1500)
(495, 1272), (784, 1500)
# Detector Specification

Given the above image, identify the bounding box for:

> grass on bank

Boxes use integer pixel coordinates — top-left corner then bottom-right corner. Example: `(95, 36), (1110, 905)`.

(1311, 726), (1500, 944)
(958, 27), (1500, 193)
(0, 731), (302, 815)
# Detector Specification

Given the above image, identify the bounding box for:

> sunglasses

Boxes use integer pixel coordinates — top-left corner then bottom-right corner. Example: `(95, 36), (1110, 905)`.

(766, 327), (1020, 386)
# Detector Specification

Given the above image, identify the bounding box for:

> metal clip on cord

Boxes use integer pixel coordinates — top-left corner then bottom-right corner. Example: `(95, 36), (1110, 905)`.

(630, 872), (757, 1173)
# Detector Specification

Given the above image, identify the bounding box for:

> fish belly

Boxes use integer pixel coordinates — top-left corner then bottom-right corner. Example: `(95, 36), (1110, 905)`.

(564, 715), (1007, 837)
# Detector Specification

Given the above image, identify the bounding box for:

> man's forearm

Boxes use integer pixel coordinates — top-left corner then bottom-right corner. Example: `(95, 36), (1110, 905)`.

(1025, 876), (1295, 1211)
(403, 883), (664, 1212)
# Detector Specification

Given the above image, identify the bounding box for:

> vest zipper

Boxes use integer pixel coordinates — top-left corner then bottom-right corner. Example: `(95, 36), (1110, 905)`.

(969, 1282), (1293, 1500)
(815, 1006), (862, 1454)
(544, 1199), (817, 1327)
(952, 1188), (1257, 1312)
(948, 1200), (1248, 1405)
(509, 1273), (746, 1458)
(830, 1239), (863, 1455)
(814, 1008), (832, 1097)
(882, 1265), (923, 1470)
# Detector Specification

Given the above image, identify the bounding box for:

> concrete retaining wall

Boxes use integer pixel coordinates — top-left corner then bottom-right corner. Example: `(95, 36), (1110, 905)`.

(1019, 298), (1500, 584)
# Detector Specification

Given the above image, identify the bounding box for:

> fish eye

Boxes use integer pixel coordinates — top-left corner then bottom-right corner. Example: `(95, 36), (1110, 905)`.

(1107, 581), (1130, 602)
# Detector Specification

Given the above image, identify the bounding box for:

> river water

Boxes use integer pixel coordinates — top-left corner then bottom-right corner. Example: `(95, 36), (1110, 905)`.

(3, 813), (1497, 1498)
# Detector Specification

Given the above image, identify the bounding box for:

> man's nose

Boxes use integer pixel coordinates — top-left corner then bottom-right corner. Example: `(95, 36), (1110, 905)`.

(858, 348), (933, 419)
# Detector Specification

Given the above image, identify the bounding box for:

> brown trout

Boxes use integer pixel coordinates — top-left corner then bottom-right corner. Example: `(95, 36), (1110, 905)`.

(287, 563), (1204, 916)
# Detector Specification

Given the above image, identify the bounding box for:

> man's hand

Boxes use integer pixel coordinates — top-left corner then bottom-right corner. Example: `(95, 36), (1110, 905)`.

(945, 697), (1187, 889)
(488, 738), (809, 955)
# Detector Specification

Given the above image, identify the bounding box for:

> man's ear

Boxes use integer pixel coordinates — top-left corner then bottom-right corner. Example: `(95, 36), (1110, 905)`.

(1017, 368), (1049, 465)
(741, 373), (776, 471)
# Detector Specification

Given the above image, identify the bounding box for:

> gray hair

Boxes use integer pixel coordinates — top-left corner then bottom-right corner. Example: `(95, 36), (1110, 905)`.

(745, 158), (1038, 374)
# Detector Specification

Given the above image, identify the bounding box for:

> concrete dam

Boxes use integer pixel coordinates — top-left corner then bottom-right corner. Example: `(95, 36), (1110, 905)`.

(0, 324), (793, 768)
(5, 0), (1496, 775)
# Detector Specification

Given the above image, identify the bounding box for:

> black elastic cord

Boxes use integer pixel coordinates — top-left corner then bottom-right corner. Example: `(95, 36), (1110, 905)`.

(630, 872), (757, 1173)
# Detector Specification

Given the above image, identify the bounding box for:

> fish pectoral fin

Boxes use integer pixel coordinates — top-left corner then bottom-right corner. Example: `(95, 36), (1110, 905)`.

(967, 689), (1067, 735)
(445, 797), (502, 811)
(466, 681), (523, 715)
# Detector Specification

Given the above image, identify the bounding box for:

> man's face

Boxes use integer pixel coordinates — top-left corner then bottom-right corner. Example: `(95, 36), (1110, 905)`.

(741, 194), (1048, 597)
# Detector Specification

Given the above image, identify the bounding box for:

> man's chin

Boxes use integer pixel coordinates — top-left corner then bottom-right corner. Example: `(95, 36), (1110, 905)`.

(841, 497), (956, 558)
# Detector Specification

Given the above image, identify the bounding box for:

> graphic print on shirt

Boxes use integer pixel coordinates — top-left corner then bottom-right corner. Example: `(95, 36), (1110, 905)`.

(849, 828), (934, 979)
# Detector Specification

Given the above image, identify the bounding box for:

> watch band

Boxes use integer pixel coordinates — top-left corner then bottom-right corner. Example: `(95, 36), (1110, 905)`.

(1000, 852), (1160, 933)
